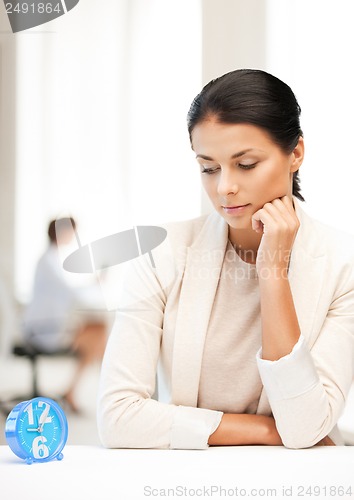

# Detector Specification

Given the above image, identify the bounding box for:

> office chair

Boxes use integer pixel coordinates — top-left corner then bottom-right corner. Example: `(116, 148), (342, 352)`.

(0, 341), (76, 416)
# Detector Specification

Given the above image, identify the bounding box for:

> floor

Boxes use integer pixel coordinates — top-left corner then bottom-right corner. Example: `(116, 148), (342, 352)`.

(1, 354), (354, 447)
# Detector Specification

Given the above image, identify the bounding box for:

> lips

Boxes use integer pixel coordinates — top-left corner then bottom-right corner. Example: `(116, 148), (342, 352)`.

(221, 203), (251, 215)
(222, 204), (249, 209)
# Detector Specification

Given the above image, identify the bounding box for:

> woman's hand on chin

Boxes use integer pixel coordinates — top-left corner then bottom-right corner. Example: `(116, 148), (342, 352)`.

(251, 195), (299, 279)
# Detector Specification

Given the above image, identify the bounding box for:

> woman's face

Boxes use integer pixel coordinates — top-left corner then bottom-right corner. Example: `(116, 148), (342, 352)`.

(191, 119), (304, 230)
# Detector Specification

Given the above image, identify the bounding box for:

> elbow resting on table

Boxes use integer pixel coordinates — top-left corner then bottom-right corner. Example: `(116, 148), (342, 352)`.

(97, 395), (172, 449)
(277, 420), (337, 449)
(281, 436), (318, 450)
(97, 400), (146, 449)
(271, 388), (342, 449)
(97, 411), (129, 449)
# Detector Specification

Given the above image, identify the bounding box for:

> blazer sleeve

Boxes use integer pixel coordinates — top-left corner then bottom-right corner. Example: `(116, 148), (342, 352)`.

(256, 260), (354, 449)
(96, 252), (223, 449)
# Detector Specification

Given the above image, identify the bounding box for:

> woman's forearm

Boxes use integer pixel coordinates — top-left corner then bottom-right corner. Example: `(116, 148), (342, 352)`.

(258, 275), (301, 361)
(208, 413), (283, 446)
(252, 196), (301, 361)
(207, 413), (335, 447)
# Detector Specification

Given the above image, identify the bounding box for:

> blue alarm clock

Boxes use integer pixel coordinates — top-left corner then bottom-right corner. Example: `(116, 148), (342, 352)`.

(5, 397), (68, 464)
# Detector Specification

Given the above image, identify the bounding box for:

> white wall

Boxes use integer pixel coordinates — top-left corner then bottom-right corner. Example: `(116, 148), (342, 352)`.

(4, 0), (354, 304)
(0, 15), (16, 294)
(0, 13), (17, 354)
(13, 0), (202, 302)
(266, 0), (354, 234)
(202, 0), (267, 84)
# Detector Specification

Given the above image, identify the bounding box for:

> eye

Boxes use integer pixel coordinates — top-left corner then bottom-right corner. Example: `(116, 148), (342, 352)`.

(201, 167), (219, 175)
(238, 162), (257, 170)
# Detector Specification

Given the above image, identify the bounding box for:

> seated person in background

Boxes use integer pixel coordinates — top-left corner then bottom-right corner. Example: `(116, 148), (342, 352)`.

(22, 217), (108, 412)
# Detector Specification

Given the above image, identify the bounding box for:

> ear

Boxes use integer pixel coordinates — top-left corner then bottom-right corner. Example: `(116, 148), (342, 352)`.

(290, 136), (305, 173)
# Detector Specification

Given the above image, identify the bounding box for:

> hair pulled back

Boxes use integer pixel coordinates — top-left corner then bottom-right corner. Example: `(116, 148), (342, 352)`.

(187, 69), (304, 201)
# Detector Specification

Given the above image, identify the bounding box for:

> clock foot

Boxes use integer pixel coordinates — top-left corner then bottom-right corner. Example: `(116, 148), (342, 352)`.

(25, 457), (34, 465)
(57, 453), (64, 461)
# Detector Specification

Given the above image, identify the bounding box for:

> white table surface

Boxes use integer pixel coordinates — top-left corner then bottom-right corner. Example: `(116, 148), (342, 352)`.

(1, 445), (354, 500)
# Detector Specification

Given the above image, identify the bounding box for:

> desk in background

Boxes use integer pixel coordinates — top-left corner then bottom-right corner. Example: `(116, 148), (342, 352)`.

(1, 445), (353, 500)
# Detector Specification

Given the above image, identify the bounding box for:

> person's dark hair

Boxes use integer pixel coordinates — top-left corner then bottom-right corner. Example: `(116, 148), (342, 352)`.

(187, 69), (304, 202)
(48, 217), (76, 244)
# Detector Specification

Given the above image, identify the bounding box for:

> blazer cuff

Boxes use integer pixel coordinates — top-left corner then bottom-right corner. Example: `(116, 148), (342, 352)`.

(256, 335), (319, 402)
(170, 406), (223, 450)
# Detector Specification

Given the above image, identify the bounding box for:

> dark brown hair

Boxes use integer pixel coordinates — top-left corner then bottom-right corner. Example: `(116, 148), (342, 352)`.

(187, 69), (304, 201)
(48, 217), (76, 244)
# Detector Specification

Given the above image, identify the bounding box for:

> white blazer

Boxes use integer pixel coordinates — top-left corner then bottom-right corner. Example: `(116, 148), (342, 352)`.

(97, 199), (354, 449)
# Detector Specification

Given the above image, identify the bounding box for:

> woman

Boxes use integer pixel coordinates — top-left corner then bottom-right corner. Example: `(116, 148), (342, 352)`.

(97, 69), (354, 448)
(22, 218), (108, 412)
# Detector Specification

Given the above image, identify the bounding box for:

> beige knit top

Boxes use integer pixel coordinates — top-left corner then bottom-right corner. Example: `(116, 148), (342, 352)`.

(198, 240), (263, 413)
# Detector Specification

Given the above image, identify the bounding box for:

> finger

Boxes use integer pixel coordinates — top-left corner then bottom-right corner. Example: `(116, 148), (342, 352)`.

(280, 195), (296, 212)
(251, 209), (264, 232)
(251, 206), (277, 234)
(276, 196), (297, 218)
(265, 198), (299, 231)
(257, 203), (289, 235)
(251, 218), (264, 233)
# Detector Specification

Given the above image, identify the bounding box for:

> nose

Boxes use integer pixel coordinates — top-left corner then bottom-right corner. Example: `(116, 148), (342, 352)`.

(217, 168), (240, 197)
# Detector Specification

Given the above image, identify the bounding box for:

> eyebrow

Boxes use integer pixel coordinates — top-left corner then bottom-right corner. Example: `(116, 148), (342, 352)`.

(196, 148), (264, 160)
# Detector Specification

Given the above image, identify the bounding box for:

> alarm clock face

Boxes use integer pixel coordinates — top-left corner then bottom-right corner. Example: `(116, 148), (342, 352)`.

(5, 397), (68, 463)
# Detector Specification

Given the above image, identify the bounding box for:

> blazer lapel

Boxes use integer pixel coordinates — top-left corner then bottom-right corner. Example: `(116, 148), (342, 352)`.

(171, 211), (228, 406)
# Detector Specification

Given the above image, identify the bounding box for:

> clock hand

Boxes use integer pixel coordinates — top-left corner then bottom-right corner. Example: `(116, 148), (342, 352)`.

(38, 416), (46, 433)
(26, 422), (44, 433)
(38, 402), (51, 432)
(26, 414), (40, 432)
